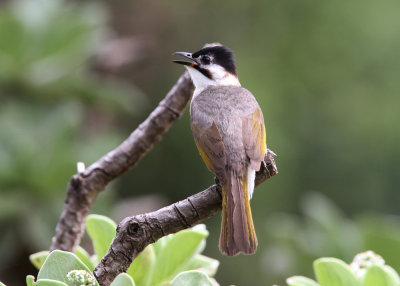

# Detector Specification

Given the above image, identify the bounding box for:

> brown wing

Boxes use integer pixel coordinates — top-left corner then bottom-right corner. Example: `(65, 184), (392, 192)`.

(242, 107), (266, 171)
(192, 121), (227, 182)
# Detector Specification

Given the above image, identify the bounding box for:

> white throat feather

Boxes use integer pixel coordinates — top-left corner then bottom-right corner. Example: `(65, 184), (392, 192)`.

(186, 64), (240, 98)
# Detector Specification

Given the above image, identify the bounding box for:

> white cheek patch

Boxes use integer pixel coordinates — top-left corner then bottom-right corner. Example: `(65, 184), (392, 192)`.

(207, 64), (226, 80)
(208, 64), (240, 86)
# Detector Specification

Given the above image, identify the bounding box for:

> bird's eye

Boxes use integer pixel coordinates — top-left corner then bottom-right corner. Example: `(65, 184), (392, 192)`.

(201, 55), (211, 65)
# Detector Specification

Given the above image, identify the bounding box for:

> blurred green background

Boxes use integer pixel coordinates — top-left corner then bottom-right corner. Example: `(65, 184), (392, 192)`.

(1, 0), (400, 285)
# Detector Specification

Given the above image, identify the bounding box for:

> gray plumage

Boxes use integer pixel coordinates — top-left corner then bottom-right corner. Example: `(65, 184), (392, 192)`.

(190, 85), (265, 255)
(190, 85), (265, 180)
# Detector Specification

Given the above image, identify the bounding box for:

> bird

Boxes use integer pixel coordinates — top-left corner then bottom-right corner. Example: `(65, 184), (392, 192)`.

(173, 44), (266, 256)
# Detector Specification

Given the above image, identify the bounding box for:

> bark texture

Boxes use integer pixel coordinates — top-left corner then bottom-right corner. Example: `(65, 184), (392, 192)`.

(93, 150), (277, 286)
(50, 72), (194, 251)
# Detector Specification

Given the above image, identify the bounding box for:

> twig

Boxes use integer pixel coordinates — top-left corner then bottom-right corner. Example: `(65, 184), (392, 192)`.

(93, 150), (278, 286)
(50, 72), (194, 251)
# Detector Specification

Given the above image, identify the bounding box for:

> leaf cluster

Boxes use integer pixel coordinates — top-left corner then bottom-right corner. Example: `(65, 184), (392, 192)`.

(287, 253), (400, 286)
(26, 215), (219, 286)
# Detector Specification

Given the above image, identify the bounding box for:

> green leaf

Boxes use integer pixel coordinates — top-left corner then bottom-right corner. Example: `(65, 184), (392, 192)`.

(383, 266), (400, 284)
(30, 251), (49, 270)
(314, 258), (361, 286)
(185, 254), (219, 277)
(152, 235), (168, 257)
(127, 245), (156, 286)
(110, 273), (135, 286)
(287, 276), (320, 286)
(86, 214), (117, 262)
(36, 279), (68, 286)
(75, 246), (95, 271)
(37, 250), (97, 286)
(29, 248), (93, 271)
(150, 226), (208, 285)
(363, 265), (399, 286)
(170, 270), (214, 286)
(26, 275), (35, 286)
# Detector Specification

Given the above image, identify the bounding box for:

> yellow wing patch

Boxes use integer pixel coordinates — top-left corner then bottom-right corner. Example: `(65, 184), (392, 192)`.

(243, 109), (267, 171)
(194, 138), (215, 173)
(192, 122), (227, 180)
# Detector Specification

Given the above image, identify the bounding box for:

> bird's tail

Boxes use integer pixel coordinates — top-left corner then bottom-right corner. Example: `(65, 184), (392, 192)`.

(219, 169), (257, 256)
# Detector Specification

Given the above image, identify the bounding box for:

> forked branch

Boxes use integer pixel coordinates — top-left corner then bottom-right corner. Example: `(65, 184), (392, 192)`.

(50, 64), (278, 286)
(93, 150), (277, 286)
(50, 72), (194, 251)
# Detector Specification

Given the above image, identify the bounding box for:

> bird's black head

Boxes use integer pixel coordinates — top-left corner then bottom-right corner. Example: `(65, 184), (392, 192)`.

(173, 45), (237, 77)
(192, 45), (237, 75)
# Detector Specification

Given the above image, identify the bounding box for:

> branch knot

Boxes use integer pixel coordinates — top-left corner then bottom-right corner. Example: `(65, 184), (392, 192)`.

(128, 221), (140, 236)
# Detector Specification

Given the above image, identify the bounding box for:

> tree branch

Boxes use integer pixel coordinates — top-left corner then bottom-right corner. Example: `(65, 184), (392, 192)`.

(50, 72), (194, 251)
(93, 150), (278, 286)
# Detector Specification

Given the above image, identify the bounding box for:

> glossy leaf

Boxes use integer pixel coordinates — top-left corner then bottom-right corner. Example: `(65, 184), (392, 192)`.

(185, 254), (219, 277)
(37, 250), (97, 286)
(314, 258), (361, 286)
(150, 226), (208, 285)
(36, 279), (68, 286)
(383, 266), (400, 284)
(110, 273), (135, 286)
(170, 270), (214, 286)
(363, 265), (399, 286)
(86, 214), (117, 262)
(30, 251), (49, 270)
(127, 245), (156, 286)
(26, 275), (35, 286)
(75, 246), (95, 271)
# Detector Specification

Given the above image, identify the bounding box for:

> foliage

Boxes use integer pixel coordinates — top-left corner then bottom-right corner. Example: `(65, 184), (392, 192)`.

(85, 214), (117, 264)
(170, 270), (215, 286)
(1, 0), (400, 284)
(27, 215), (219, 286)
(286, 251), (400, 286)
(262, 192), (362, 281)
(0, 0), (143, 264)
(262, 193), (400, 284)
(109, 1), (400, 284)
(35, 251), (96, 286)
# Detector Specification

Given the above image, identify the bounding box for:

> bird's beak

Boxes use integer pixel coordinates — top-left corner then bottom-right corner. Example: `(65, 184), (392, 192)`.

(173, 52), (198, 66)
